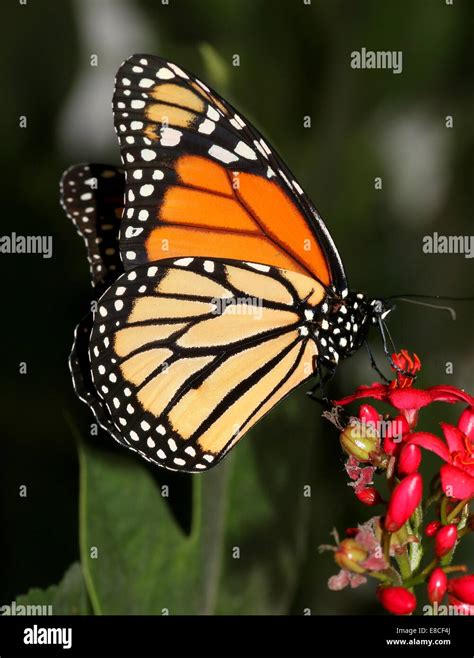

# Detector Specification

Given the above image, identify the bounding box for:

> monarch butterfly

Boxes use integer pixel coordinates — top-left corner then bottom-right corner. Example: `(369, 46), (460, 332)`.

(62, 54), (392, 473)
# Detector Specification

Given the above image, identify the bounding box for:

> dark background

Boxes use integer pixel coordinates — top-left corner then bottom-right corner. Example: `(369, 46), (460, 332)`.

(0, 0), (472, 615)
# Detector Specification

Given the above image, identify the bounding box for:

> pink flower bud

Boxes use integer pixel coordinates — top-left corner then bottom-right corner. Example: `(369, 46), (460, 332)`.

(448, 575), (474, 605)
(448, 595), (474, 615)
(377, 586), (417, 615)
(355, 487), (382, 506)
(386, 414), (410, 440)
(398, 443), (421, 476)
(434, 524), (457, 557)
(427, 568), (448, 604)
(385, 473), (423, 532)
(384, 435), (399, 456)
(359, 404), (379, 426)
(425, 520), (441, 537)
(334, 539), (368, 574)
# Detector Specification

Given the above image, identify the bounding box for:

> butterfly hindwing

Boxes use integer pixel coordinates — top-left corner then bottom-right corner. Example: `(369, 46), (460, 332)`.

(88, 257), (325, 472)
(60, 163), (125, 290)
(69, 313), (126, 447)
(113, 54), (346, 290)
(61, 164), (126, 435)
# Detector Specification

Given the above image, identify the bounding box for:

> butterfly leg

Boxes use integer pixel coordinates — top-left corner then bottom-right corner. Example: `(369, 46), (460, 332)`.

(306, 357), (335, 404)
(364, 340), (390, 384)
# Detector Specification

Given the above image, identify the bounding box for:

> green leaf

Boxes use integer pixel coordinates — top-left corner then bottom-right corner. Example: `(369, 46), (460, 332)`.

(77, 393), (317, 614)
(12, 563), (90, 615)
(215, 399), (315, 614)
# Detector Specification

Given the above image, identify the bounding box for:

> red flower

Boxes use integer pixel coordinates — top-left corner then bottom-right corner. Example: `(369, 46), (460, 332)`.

(336, 384), (474, 430)
(377, 586), (416, 615)
(408, 407), (474, 500)
(385, 473), (422, 532)
(335, 351), (474, 431)
(448, 575), (474, 605)
(434, 524), (457, 557)
(427, 567), (448, 604)
(390, 350), (421, 389)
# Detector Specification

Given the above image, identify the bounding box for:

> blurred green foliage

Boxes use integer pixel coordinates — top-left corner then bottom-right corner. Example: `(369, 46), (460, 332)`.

(0, 0), (473, 615)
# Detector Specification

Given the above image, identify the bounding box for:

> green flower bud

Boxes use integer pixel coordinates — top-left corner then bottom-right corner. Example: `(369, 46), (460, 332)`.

(334, 539), (368, 574)
(340, 419), (380, 462)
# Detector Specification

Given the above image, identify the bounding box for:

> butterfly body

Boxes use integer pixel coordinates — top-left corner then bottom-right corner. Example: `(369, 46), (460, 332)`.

(62, 54), (391, 472)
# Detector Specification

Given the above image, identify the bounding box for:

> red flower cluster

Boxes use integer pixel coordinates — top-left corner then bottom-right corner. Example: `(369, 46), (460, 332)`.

(323, 350), (474, 615)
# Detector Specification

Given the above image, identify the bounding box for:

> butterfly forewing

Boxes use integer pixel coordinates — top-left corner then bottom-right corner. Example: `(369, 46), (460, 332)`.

(113, 54), (343, 289)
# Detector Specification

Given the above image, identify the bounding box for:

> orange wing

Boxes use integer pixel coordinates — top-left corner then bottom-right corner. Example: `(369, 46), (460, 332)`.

(113, 55), (347, 291)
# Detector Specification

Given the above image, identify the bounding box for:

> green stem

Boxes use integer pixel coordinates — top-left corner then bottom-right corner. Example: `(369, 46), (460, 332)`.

(447, 498), (470, 524)
(440, 496), (449, 525)
(403, 558), (437, 588)
(382, 531), (391, 566)
(367, 571), (394, 584)
(396, 553), (412, 581)
(442, 564), (468, 574)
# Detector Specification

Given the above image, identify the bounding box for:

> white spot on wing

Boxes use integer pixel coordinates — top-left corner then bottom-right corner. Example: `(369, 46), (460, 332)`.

(245, 262), (270, 272)
(198, 118), (215, 134)
(168, 63), (189, 79)
(157, 67), (174, 79)
(141, 149), (156, 161)
(234, 141), (257, 160)
(140, 184), (154, 197)
(125, 227), (144, 238)
(293, 180), (304, 195)
(208, 145), (238, 163)
(207, 106), (220, 121)
(161, 127), (182, 147)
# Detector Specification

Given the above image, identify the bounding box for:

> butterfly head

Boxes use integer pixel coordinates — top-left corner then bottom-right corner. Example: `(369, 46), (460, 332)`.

(313, 291), (393, 366)
(369, 298), (394, 323)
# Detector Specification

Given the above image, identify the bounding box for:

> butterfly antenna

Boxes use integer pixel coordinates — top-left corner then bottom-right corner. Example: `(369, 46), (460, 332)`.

(391, 297), (457, 321)
(387, 293), (474, 301)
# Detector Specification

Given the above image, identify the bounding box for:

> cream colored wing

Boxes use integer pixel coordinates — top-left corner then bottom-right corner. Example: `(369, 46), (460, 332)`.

(89, 257), (324, 472)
